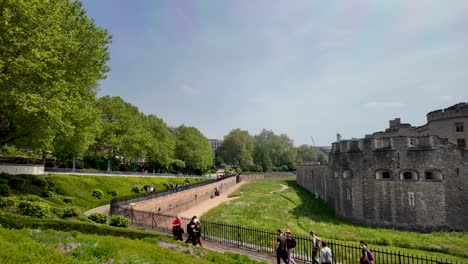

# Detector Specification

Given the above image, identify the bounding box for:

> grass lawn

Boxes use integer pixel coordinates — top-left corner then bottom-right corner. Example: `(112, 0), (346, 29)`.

(203, 178), (468, 261)
(0, 173), (206, 215)
(0, 227), (266, 264)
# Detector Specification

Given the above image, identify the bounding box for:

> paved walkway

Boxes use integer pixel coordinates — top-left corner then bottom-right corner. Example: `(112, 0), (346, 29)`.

(84, 204), (110, 216)
(270, 184), (289, 193)
(178, 181), (246, 218)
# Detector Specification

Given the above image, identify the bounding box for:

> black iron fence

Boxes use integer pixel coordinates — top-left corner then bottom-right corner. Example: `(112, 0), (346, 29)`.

(111, 207), (463, 264)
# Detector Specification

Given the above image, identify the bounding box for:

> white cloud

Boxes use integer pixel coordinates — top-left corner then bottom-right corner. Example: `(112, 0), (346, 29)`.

(181, 84), (200, 96)
(364, 101), (405, 109)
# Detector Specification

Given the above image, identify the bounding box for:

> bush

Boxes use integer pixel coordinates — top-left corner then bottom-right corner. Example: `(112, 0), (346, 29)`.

(88, 213), (107, 224)
(131, 186), (142, 193)
(92, 189), (104, 199)
(62, 207), (80, 218)
(0, 197), (19, 207)
(17, 201), (50, 218)
(109, 215), (128, 228)
(31, 176), (49, 189)
(107, 190), (118, 197)
(42, 190), (54, 198)
(63, 197), (73, 204)
(0, 179), (8, 185)
(0, 184), (10, 197)
(8, 177), (25, 190)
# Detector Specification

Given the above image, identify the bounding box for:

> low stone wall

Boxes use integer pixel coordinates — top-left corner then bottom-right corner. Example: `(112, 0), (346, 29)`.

(0, 164), (45, 175)
(132, 176), (237, 216)
(239, 172), (295, 181)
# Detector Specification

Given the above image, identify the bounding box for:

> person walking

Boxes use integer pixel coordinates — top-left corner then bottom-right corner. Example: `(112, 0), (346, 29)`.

(319, 241), (332, 264)
(285, 229), (297, 264)
(192, 222), (203, 247)
(276, 229), (289, 264)
(185, 217), (195, 243)
(360, 240), (374, 264)
(310, 230), (321, 264)
(171, 216), (182, 241)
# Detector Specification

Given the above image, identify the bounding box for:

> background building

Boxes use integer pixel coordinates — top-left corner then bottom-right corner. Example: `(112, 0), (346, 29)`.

(208, 139), (223, 152)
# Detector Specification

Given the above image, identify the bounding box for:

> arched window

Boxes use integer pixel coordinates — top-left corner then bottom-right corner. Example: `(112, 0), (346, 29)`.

(343, 170), (353, 179)
(423, 170), (443, 181)
(375, 170), (392, 180)
(400, 170), (418, 181)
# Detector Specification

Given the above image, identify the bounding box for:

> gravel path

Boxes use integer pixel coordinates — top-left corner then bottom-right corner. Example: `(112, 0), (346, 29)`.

(178, 181), (246, 219)
(84, 204), (110, 216)
(270, 184), (289, 193)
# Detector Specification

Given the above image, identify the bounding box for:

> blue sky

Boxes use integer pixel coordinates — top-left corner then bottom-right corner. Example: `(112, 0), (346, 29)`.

(82, 0), (468, 146)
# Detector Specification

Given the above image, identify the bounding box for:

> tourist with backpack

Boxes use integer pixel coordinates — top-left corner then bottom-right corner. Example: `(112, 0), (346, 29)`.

(310, 230), (321, 264)
(286, 229), (297, 264)
(360, 240), (374, 264)
(319, 241), (333, 264)
(276, 229), (289, 264)
(185, 217), (196, 243)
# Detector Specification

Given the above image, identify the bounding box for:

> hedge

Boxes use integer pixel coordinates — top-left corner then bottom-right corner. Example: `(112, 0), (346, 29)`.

(0, 212), (162, 240)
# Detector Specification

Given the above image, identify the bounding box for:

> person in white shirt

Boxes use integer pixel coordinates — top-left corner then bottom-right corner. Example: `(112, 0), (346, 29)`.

(319, 241), (332, 264)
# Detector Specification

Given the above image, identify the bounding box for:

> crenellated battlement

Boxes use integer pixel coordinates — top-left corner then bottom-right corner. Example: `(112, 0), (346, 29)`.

(427, 102), (468, 122)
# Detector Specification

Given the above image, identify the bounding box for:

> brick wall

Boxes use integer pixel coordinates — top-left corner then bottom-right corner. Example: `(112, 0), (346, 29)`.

(132, 176), (237, 215)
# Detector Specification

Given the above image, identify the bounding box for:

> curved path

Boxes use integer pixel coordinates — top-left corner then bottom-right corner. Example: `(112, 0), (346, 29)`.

(270, 184), (289, 193)
(178, 181), (246, 219)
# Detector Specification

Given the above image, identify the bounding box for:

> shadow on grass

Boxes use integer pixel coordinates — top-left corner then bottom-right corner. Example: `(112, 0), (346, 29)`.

(282, 178), (343, 225)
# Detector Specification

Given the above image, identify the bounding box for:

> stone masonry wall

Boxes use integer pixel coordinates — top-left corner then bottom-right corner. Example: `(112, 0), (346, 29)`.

(297, 136), (468, 231)
(0, 164), (45, 175)
(239, 172), (295, 181)
(132, 177), (237, 216)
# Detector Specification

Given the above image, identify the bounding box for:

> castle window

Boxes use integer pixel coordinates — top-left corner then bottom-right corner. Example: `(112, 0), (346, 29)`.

(375, 170), (392, 180)
(343, 170), (353, 179)
(423, 170), (443, 181)
(457, 139), (466, 148)
(455, 122), (464, 132)
(408, 192), (415, 206)
(400, 171), (418, 180)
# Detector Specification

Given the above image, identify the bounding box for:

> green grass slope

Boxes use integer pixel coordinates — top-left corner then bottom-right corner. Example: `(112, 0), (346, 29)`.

(203, 178), (468, 260)
(0, 228), (266, 264)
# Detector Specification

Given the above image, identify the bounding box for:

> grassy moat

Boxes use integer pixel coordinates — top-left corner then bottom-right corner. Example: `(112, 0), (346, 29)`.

(203, 178), (468, 261)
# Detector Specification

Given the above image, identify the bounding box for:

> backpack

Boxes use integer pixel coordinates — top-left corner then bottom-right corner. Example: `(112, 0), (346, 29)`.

(289, 237), (296, 248)
(367, 250), (374, 262)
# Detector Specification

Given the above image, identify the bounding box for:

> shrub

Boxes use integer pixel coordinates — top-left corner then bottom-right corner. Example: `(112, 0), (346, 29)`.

(17, 201), (50, 218)
(42, 190), (54, 198)
(8, 177), (25, 190)
(88, 213), (107, 224)
(0, 179), (8, 185)
(31, 176), (49, 189)
(0, 197), (19, 207)
(92, 189), (104, 199)
(63, 197), (73, 204)
(107, 190), (118, 197)
(109, 215), (128, 228)
(22, 195), (42, 202)
(62, 207), (80, 218)
(0, 184), (10, 197)
(131, 186), (142, 193)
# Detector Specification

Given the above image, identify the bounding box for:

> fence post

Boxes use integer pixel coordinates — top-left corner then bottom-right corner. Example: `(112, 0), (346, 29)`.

(237, 225), (241, 248)
(398, 251), (402, 264)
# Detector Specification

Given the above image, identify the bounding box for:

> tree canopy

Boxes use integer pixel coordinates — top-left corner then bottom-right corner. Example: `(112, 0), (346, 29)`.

(174, 126), (213, 174)
(218, 129), (254, 167)
(0, 0), (111, 155)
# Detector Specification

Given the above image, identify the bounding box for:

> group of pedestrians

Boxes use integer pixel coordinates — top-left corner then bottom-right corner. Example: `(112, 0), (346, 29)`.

(276, 229), (373, 264)
(171, 216), (202, 247)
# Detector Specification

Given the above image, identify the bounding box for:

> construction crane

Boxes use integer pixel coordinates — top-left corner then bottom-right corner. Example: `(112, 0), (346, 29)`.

(310, 136), (315, 146)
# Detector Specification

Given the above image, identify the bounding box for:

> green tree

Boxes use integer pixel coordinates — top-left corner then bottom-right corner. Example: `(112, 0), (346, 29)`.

(174, 126), (213, 174)
(146, 115), (176, 169)
(316, 150), (328, 164)
(91, 96), (151, 163)
(253, 129), (296, 171)
(218, 129), (254, 168)
(0, 0), (111, 155)
(297, 144), (316, 164)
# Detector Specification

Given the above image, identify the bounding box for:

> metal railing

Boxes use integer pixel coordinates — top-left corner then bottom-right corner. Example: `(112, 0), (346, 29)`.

(112, 208), (463, 264)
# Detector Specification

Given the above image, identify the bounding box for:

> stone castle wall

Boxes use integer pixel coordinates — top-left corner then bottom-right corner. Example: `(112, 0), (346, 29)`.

(297, 136), (468, 231)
